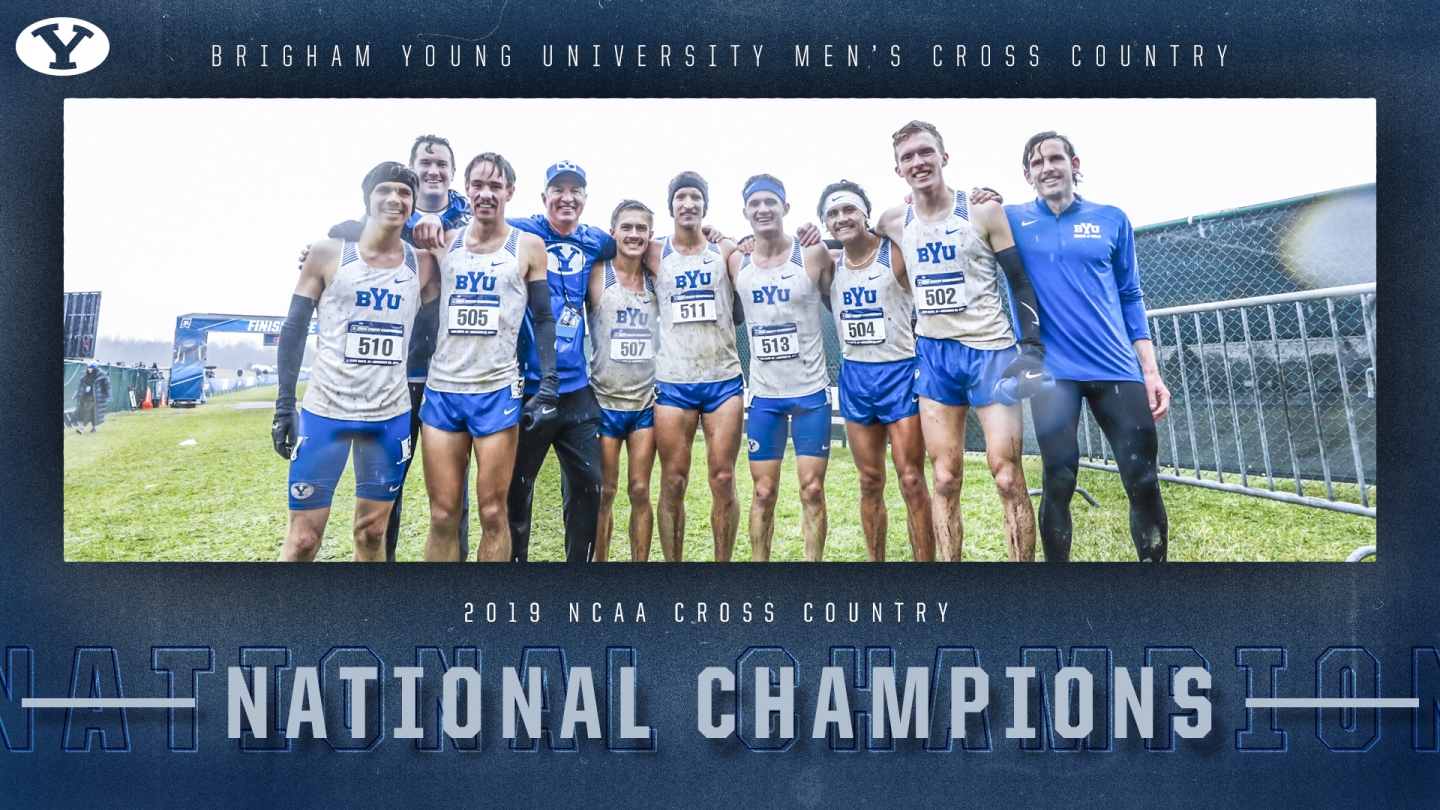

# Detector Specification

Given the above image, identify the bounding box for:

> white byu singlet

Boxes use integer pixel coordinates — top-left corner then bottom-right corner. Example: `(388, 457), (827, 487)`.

(302, 240), (420, 420)
(428, 227), (528, 395)
(831, 238), (916, 363)
(587, 261), (659, 412)
(900, 188), (1015, 350)
(653, 237), (742, 384)
(735, 237), (828, 399)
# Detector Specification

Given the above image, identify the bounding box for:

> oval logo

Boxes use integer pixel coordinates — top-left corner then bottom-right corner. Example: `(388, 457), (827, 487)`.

(546, 243), (586, 276)
(16, 18), (109, 76)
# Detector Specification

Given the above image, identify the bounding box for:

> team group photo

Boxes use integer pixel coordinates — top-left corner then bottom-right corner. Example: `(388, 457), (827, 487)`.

(62, 98), (1378, 563)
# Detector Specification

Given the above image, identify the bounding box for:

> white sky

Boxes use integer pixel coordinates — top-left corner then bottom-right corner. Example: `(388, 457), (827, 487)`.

(66, 98), (1374, 341)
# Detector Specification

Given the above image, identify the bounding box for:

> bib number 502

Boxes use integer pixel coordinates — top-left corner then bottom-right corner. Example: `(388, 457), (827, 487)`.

(923, 287), (957, 308)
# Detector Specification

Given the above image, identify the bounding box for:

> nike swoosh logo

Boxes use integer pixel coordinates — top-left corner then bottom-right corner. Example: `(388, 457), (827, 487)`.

(780, 274), (794, 280)
(491, 261), (506, 266)
(541, 406), (556, 415)
(945, 228), (960, 235)
(392, 277), (409, 284)
(1021, 220), (1037, 226)
(388, 485), (401, 492)
(867, 274), (882, 281)
(702, 257), (714, 264)
(503, 407), (518, 415)
(1024, 371), (1043, 379)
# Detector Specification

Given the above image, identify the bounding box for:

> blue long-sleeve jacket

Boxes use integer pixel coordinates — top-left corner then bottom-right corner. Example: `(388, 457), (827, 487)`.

(1004, 195), (1150, 382)
(507, 215), (617, 394)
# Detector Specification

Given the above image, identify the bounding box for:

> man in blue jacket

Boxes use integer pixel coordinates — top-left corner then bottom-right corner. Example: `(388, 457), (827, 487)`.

(998, 131), (1172, 562)
(503, 161), (616, 562)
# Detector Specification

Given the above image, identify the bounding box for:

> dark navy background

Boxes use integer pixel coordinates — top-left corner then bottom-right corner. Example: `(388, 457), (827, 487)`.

(3, 1), (1435, 806)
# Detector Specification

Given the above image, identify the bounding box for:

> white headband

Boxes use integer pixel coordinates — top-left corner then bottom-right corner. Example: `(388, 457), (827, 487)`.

(823, 191), (869, 219)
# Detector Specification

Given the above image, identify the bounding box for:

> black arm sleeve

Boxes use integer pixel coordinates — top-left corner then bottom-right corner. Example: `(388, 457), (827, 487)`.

(277, 294), (317, 410)
(732, 291), (746, 325)
(406, 297), (439, 377)
(527, 279), (559, 400)
(995, 246), (1043, 352)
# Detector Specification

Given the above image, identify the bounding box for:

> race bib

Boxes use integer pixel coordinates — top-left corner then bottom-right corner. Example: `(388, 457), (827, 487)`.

(915, 271), (967, 316)
(344, 321), (404, 365)
(670, 290), (717, 323)
(447, 293), (499, 336)
(609, 327), (654, 363)
(751, 323), (799, 361)
(840, 307), (887, 345)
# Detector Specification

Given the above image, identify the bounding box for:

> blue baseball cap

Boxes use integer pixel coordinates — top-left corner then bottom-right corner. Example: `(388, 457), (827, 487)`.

(544, 160), (587, 188)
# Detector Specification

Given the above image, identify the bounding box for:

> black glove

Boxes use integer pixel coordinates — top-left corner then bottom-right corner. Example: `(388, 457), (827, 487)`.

(274, 294), (316, 459)
(1001, 343), (1047, 400)
(520, 381), (560, 433)
(272, 402), (298, 459)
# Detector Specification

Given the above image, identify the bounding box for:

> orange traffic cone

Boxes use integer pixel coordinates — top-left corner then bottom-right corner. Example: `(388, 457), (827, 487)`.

(142, 388), (154, 409)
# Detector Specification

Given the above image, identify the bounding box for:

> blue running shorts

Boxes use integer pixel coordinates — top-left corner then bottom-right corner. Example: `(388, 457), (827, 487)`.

(600, 406), (655, 439)
(419, 386), (523, 437)
(913, 337), (1018, 408)
(838, 358), (920, 425)
(655, 375), (744, 414)
(288, 409), (412, 510)
(746, 389), (831, 461)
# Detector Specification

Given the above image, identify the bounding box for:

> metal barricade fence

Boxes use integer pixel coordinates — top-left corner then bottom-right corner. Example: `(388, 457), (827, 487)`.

(1066, 283), (1376, 517)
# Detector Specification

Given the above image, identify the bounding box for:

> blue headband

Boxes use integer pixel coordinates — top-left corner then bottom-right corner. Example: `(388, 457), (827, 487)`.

(742, 179), (786, 204)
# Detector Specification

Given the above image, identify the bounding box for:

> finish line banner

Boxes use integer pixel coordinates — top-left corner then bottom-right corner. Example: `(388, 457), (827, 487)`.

(8, 0), (1431, 807)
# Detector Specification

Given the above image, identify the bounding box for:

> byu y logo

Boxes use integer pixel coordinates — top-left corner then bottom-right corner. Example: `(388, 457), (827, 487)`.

(456, 271), (496, 292)
(1074, 222), (1103, 239)
(752, 285), (791, 305)
(16, 18), (109, 76)
(547, 244), (585, 276)
(843, 286), (877, 306)
(355, 287), (403, 311)
(915, 241), (956, 264)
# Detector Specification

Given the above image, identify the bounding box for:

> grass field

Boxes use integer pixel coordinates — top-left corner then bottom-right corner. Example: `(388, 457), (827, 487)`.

(64, 384), (1376, 562)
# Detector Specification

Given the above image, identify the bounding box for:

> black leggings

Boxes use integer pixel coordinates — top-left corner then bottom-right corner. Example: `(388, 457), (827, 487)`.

(1031, 380), (1167, 562)
(385, 382), (469, 562)
(507, 385), (603, 563)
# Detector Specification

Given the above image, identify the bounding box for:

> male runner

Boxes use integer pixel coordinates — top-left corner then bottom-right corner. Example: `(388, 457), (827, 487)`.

(315, 134), (473, 562)
(872, 121), (1048, 562)
(991, 131), (1171, 561)
(730, 175), (835, 562)
(418, 152), (552, 562)
(646, 171), (745, 562)
(272, 162), (439, 561)
(588, 200), (661, 562)
(816, 180), (936, 562)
